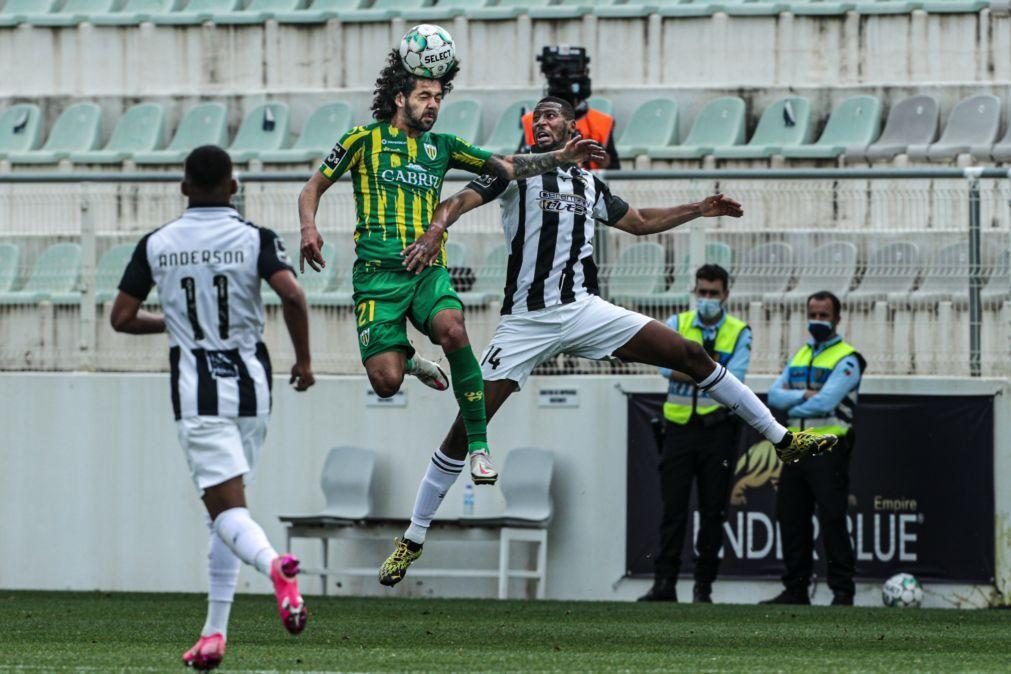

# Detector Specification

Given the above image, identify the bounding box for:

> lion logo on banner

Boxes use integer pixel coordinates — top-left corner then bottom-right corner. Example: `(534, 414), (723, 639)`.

(730, 440), (782, 506)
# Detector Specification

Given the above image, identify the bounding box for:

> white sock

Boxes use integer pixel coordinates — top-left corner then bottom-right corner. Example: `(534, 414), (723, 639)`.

(202, 522), (240, 638)
(406, 448), (465, 544)
(698, 364), (788, 444)
(213, 507), (278, 577)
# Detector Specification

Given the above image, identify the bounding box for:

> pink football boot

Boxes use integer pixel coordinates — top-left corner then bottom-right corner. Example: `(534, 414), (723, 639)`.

(182, 633), (225, 671)
(270, 553), (307, 635)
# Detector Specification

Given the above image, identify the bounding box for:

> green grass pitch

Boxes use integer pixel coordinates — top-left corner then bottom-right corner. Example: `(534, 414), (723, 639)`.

(2, 591), (1009, 672)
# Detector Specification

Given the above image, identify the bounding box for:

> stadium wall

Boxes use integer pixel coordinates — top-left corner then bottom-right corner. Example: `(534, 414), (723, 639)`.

(0, 372), (1007, 608)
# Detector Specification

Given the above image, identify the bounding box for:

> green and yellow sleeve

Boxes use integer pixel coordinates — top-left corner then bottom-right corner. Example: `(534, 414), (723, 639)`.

(318, 126), (371, 181)
(447, 135), (494, 173)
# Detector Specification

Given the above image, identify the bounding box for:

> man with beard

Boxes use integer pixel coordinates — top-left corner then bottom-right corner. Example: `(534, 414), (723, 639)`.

(376, 96), (840, 586)
(298, 52), (605, 487)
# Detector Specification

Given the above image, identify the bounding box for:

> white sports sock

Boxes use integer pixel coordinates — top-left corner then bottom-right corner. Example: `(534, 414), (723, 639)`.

(698, 364), (788, 444)
(202, 528), (240, 639)
(405, 448), (465, 544)
(213, 507), (278, 577)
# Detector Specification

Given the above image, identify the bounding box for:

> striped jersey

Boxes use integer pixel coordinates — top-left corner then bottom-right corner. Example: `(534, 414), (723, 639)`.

(118, 207), (294, 420)
(319, 121), (492, 270)
(467, 166), (629, 315)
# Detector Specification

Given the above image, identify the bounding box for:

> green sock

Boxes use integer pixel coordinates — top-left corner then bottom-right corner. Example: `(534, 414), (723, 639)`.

(445, 345), (488, 452)
(405, 357), (414, 372)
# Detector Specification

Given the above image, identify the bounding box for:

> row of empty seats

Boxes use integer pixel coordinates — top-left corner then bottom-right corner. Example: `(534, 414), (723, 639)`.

(0, 0), (990, 27)
(2, 238), (1005, 309)
(5, 92), (1010, 167)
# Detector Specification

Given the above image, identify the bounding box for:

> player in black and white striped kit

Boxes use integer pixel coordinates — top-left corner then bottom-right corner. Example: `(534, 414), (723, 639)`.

(378, 98), (840, 584)
(111, 146), (312, 670)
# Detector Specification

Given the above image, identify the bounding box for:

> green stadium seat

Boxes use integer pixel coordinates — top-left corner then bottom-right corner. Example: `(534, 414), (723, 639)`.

(649, 97), (745, 160)
(853, 0), (918, 14)
(432, 99), (482, 142)
(606, 242), (666, 306)
(94, 244), (136, 303)
(596, 0), (661, 18)
(530, 0), (621, 19)
(482, 99), (535, 156)
(151, 0), (241, 25)
(616, 98), (678, 158)
(227, 103), (290, 163)
(653, 243), (734, 307)
(339, 0), (430, 22)
(586, 96), (613, 117)
(213, 0), (305, 25)
(260, 102), (352, 164)
(921, 0), (988, 12)
(401, 0), (480, 21)
(133, 102), (229, 165)
(788, 0), (856, 15)
(26, 0), (116, 26)
(459, 244), (508, 306)
(782, 95), (882, 159)
(7, 103), (102, 165)
(0, 243), (20, 294)
(69, 103), (165, 165)
(0, 0), (59, 27)
(91, 0), (179, 25)
(275, 0), (363, 23)
(467, 0), (552, 21)
(713, 96), (813, 160)
(0, 104), (44, 160)
(0, 243), (82, 305)
(300, 242), (349, 306)
(722, 0), (791, 17)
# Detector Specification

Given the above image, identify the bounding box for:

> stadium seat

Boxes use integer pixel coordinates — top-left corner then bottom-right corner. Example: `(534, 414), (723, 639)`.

(723, 0), (792, 17)
(213, 0), (304, 24)
(260, 102), (352, 164)
(94, 244), (136, 303)
(847, 241), (920, 303)
(606, 242), (666, 306)
(299, 242), (342, 305)
(0, 0), (59, 27)
(907, 95), (1001, 162)
(69, 103), (165, 165)
(713, 96), (813, 159)
(615, 98), (678, 158)
(988, 122), (1011, 163)
(400, 0), (478, 21)
(459, 244), (508, 306)
(133, 102), (229, 165)
(729, 241), (794, 304)
(648, 97), (746, 160)
(339, 0), (429, 22)
(0, 104), (44, 160)
(275, 0), (363, 23)
(788, 0), (857, 16)
(904, 242), (969, 306)
(853, 0), (917, 15)
(25, 0), (116, 26)
(432, 99), (482, 142)
(0, 243), (82, 305)
(781, 95), (882, 159)
(652, 242), (734, 307)
(860, 95), (939, 161)
(586, 96), (613, 117)
(772, 241), (857, 304)
(7, 103), (102, 165)
(595, 0), (656, 18)
(466, 0), (553, 20)
(530, 0), (623, 19)
(227, 103), (290, 163)
(483, 99), (535, 156)
(0, 243), (20, 293)
(91, 0), (179, 25)
(920, 0), (989, 12)
(152, 0), (241, 25)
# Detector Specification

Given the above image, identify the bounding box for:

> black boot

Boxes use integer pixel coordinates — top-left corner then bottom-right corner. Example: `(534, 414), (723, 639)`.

(638, 578), (678, 602)
(831, 592), (854, 606)
(759, 588), (810, 605)
(693, 582), (713, 604)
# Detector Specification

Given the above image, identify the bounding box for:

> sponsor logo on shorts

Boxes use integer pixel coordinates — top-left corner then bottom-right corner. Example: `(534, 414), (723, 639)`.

(537, 190), (590, 215)
(424, 143), (438, 160)
(464, 391), (484, 402)
(360, 327), (370, 347)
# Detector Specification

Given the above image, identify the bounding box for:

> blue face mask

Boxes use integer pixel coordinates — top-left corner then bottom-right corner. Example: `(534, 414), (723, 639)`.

(696, 298), (723, 321)
(808, 320), (834, 343)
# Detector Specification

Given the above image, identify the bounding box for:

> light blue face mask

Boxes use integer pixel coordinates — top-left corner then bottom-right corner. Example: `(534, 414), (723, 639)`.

(696, 297), (723, 321)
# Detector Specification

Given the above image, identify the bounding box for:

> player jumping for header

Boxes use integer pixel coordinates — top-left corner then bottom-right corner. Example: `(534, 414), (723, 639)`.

(377, 97), (839, 586)
(298, 52), (605, 485)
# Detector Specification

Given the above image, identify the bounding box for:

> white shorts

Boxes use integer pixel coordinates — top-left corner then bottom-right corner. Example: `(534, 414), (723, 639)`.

(479, 295), (652, 389)
(176, 415), (268, 494)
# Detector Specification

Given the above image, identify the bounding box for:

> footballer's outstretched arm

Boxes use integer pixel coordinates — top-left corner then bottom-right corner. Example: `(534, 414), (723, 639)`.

(484, 136), (607, 181)
(612, 194), (743, 236)
(401, 187), (485, 273)
(110, 293), (166, 334)
(267, 268), (315, 392)
(298, 171), (335, 273)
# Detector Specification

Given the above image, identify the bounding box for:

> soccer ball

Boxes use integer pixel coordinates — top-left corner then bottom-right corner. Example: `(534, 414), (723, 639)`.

(399, 24), (456, 79)
(882, 573), (924, 608)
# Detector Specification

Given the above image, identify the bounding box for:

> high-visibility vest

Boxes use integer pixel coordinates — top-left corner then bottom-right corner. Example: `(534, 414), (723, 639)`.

(521, 108), (615, 171)
(785, 340), (864, 436)
(663, 310), (748, 425)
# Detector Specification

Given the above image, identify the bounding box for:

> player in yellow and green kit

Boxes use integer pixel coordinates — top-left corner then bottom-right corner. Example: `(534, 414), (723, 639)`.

(297, 50), (603, 578)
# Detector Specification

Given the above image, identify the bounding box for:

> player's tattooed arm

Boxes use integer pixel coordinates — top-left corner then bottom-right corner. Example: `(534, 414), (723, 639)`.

(402, 187), (486, 274)
(485, 136), (608, 180)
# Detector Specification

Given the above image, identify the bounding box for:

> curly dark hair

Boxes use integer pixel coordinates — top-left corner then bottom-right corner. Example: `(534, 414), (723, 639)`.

(371, 49), (460, 122)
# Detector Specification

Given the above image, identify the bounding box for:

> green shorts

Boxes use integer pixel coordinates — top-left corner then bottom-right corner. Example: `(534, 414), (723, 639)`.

(352, 265), (463, 363)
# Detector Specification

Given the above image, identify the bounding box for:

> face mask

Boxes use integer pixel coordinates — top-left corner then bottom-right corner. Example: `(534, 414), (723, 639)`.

(808, 320), (834, 343)
(696, 298), (723, 321)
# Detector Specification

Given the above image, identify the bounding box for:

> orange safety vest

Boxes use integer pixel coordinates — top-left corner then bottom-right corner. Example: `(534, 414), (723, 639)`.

(521, 108), (615, 171)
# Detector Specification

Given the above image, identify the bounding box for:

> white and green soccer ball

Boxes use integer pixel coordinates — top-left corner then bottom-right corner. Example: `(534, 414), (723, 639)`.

(882, 573), (924, 608)
(399, 24), (456, 79)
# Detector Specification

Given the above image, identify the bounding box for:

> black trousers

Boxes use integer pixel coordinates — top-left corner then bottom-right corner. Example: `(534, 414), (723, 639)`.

(776, 433), (856, 596)
(654, 418), (739, 584)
